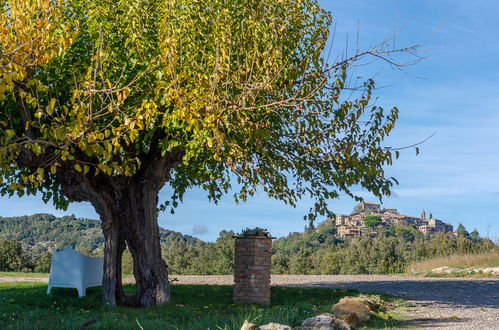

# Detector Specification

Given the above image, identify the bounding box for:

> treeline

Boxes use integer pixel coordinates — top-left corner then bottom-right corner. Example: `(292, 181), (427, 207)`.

(159, 230), (234, 275)
(0, 231), (234, 274)
(0, 213), (203, 273)
(271, 223), (497, 274)
(133, 222), (497, 275)
(1, 215), (497, 275)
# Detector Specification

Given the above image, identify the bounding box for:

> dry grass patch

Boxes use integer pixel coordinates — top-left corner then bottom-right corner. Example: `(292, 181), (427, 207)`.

(407, 249), (499, 273)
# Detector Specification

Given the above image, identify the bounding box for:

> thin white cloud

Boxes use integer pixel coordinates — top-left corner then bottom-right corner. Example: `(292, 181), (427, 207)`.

(192, 225), (209, 235)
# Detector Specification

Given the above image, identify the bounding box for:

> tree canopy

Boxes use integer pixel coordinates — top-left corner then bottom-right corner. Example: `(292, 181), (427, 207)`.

(0, 0), (411, 219)
(0, 0), (419, 306)
(362, 215), (383, 229)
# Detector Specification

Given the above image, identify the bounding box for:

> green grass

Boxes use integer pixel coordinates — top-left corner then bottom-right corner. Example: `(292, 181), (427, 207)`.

(0, 282), (407, 329)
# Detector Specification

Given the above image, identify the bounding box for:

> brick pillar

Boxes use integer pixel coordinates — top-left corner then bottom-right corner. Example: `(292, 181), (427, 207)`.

(233, 235), (273, 304)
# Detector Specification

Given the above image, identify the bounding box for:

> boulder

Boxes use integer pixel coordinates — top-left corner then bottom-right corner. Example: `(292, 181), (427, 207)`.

(331, 311), (358, 325)
(431, 267), (462, 275)
(259, 322), (293, 330)
(301, 313), (350, 330)
(345, 295), (383, 312)
(482, 267), (499, 276)
(332, 297), (371, 324)
(241, 320), (260, 330)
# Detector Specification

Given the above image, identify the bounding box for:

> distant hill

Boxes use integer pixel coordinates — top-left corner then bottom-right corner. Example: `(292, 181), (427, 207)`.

(0, 213), (204, 256)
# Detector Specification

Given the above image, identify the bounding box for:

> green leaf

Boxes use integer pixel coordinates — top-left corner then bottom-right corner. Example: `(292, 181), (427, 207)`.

(74, 164), (82, 173)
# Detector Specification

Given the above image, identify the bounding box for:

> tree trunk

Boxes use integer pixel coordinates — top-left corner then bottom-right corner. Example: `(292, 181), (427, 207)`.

(102, 220), (126, 306)
(97, 176), (170, 307)
(121, 182), (169, 307)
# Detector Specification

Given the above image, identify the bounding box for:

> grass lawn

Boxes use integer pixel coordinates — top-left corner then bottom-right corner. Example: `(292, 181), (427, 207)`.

(0, 282), (407, 329)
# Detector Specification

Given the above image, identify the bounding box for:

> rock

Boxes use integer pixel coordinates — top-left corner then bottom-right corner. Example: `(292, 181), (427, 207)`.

(357, 295), (385, 312)
(347, 295), (383, 312)
(482, 267), (499, 276)
(431, 267), (462, 275)
(332, 311), (358, 325)
(332, 297), (371, 324)
(259, 322), (293, 330)
(241, 320), (260, 330)
(463, 268), (483, 273)
(301, 313), (350, 330)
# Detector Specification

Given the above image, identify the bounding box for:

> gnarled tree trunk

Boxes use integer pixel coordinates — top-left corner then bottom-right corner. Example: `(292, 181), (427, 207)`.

(124, 192), (170, 307)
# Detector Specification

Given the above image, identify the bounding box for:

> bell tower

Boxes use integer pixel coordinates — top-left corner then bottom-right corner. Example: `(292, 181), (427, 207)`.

(421, 209), (426, 219)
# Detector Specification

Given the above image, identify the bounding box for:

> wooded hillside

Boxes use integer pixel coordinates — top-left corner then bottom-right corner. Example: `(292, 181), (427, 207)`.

(0, 214), (203, 256)
(0, 214), (496, 275)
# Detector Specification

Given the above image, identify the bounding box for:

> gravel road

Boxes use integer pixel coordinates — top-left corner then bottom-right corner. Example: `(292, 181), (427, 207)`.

(2, 274), (498, 329)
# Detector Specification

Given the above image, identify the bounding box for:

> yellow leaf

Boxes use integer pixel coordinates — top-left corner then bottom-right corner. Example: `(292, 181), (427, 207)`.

(74, 164), (82, 172)
(122, 87), (130, 99)
(83, 165), (89, 175)
(50, 166), (57, 175)
(46, 98), (56, 115)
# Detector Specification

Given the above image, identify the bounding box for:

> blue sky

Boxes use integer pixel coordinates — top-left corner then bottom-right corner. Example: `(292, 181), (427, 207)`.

(1, 1), (498, 241)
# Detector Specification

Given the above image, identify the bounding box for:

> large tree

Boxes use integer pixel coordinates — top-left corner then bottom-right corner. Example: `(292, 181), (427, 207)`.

(0, 0), (418, 306)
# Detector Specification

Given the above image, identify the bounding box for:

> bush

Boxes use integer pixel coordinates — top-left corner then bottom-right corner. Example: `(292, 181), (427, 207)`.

(363, 216), (382, 228)
(0, 239), (33, 272)
(34, 252), (52, 273)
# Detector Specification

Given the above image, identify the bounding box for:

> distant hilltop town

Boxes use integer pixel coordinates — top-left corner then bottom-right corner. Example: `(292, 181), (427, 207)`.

(325, 202), (454, 238)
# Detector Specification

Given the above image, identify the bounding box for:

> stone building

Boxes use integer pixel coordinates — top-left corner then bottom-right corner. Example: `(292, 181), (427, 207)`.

(337, 226), (361, 237)
(326, 202), (454, 238)
(353, 202), (381, 214)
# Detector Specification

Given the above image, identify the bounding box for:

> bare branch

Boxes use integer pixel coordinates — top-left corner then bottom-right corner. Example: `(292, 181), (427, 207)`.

(384, 132), (436, 151)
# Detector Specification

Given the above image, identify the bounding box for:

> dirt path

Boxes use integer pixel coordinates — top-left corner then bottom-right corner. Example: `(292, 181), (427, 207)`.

(2, 274), (498, 329)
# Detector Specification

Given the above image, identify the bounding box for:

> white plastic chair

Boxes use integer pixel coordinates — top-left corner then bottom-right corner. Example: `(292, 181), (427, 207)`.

(46, 248), (103, 297)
